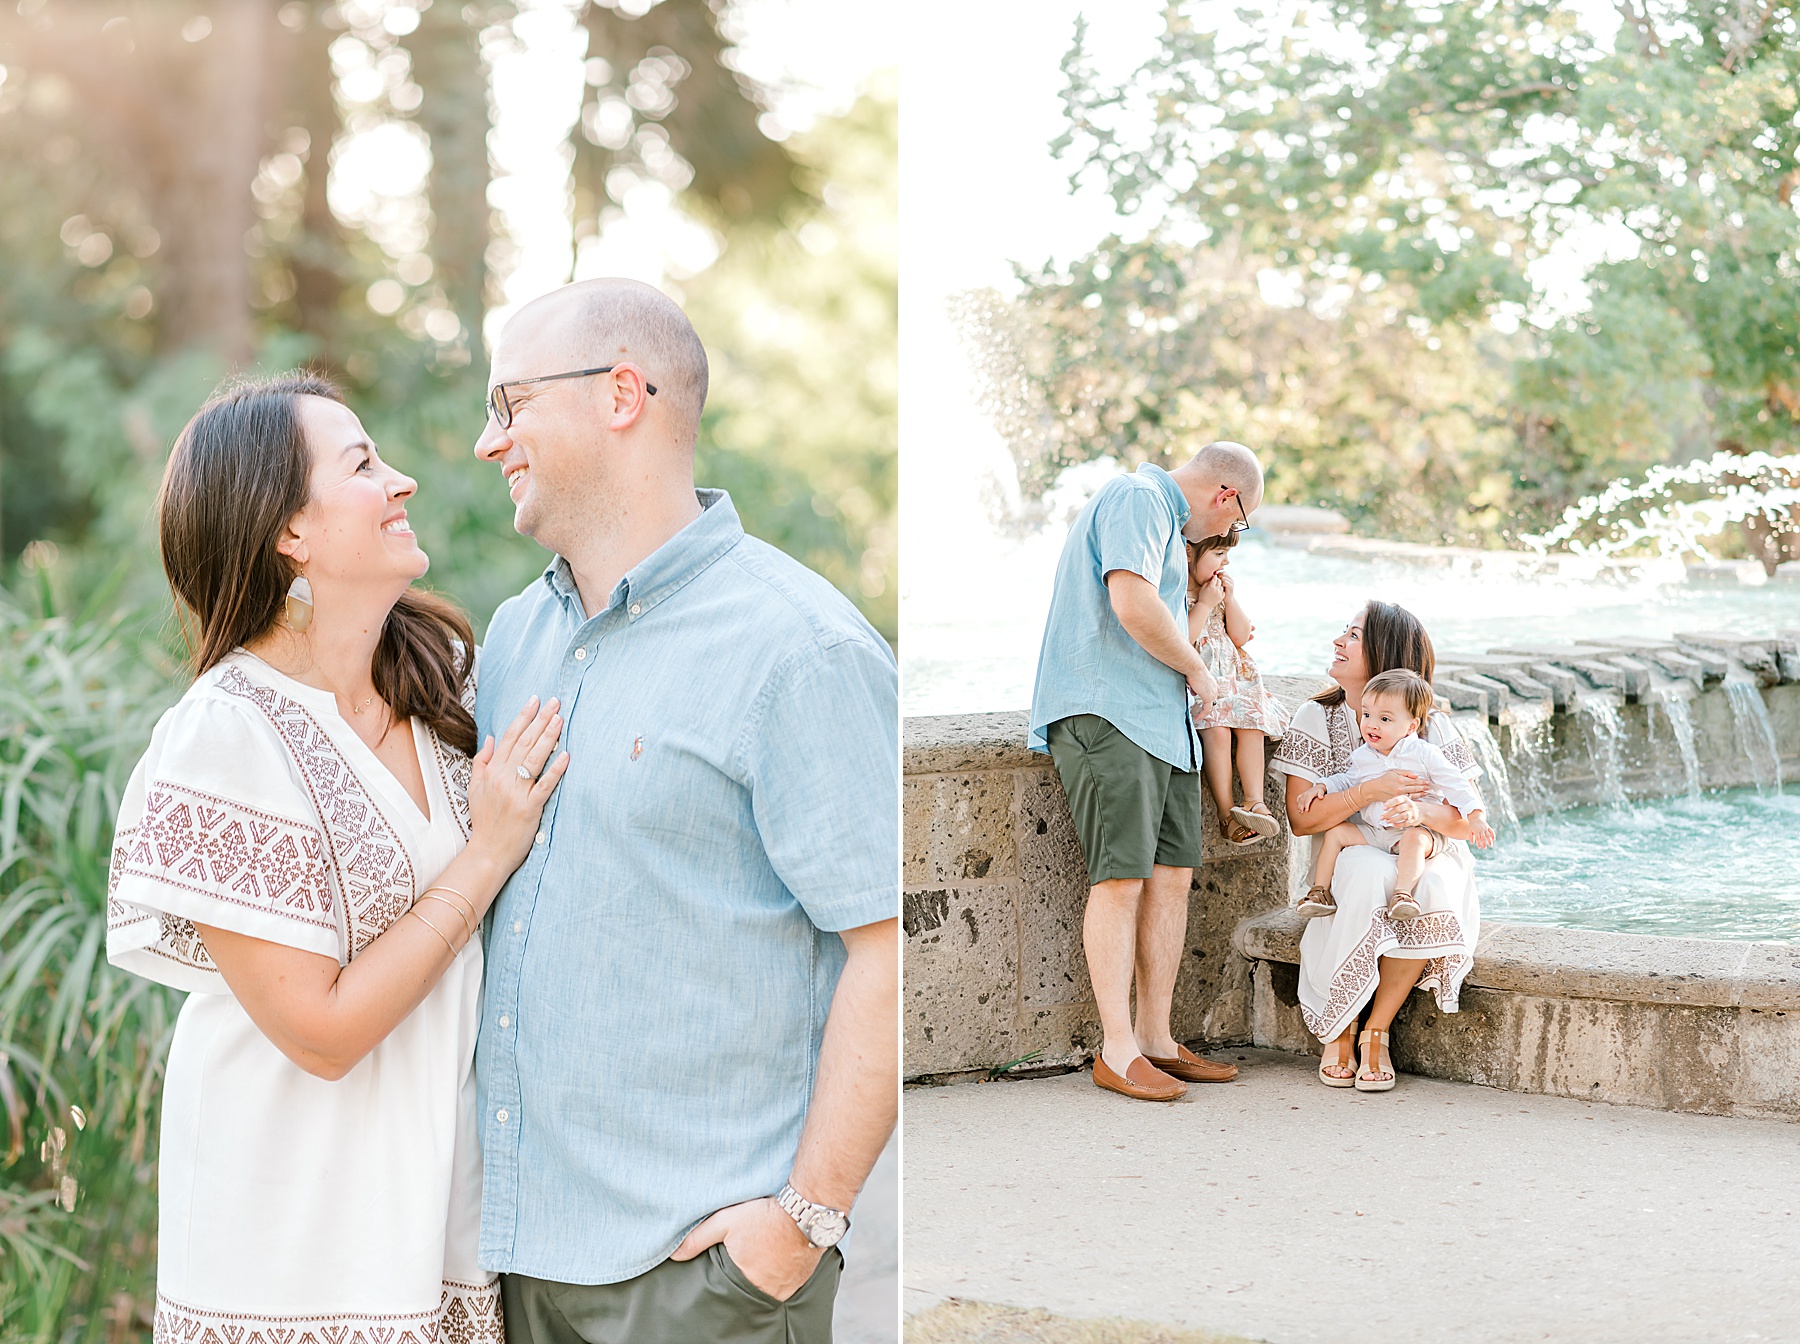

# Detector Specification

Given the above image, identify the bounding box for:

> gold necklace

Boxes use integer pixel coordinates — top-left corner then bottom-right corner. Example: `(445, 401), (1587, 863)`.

(350, 693), (379, 715)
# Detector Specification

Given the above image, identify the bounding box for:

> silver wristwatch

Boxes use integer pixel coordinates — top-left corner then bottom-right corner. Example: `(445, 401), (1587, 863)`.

(776, 1182), (849, 1249)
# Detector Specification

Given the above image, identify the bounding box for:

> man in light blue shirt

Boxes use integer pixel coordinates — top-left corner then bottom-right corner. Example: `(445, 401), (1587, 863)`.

(471, 279), (897, 1343)
(1028, 445), (1262, 1103)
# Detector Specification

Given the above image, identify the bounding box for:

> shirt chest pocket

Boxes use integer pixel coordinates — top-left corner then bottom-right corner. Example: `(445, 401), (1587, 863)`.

(580, 722), (749, 843)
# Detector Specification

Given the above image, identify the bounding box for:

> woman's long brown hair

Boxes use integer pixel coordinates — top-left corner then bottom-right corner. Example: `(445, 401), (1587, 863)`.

(157, 372), (478, 755)
(1313, 599), (1436, 709)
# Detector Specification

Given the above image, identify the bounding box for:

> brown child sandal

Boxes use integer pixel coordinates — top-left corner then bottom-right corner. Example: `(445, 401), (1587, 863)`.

(1387, 889), (1421, 920)
(1296, 885), (1336, 918)
(1229, 803), (1280, 838)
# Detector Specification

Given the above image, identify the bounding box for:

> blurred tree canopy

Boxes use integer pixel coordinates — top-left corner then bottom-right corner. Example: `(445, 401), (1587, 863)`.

(0, 0), (896, 638)
(974, 0), (1800, 556)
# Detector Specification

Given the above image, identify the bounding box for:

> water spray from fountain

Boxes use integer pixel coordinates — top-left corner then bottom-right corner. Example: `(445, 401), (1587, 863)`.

(1723, 680), (1784, 791)
(1524, 450), (1800, 563)
(1648, 693), (1703, 799)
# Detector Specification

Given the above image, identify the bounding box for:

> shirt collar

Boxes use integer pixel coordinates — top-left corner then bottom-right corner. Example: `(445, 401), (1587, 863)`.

(542, 488), (744, 621)
(1136, 462), (1191, 531)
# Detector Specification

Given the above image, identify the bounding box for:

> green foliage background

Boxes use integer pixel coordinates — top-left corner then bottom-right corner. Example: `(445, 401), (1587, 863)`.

(968, 0), (1800, 555)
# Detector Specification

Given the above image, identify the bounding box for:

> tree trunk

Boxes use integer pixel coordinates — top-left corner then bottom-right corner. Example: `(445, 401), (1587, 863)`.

(148, 2), (272, 362)
(404, 4), (497, 362)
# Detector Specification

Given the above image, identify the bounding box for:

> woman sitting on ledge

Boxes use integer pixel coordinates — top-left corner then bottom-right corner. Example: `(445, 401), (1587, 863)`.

(1269, 601), (1482, 1091)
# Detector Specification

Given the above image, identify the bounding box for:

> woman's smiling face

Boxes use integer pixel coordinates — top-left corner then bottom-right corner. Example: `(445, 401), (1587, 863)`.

(1331, 610), (1369, 684)
(286, 395), (428, 590)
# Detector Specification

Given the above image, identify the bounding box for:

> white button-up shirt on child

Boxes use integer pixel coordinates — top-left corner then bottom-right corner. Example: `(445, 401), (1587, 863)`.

(1324, 733), (1484, 828)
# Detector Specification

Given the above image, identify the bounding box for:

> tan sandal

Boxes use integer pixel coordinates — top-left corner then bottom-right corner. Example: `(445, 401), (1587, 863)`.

(1387, 889), (1421, 920)
(1355, 1028), (1395, 1092)
(1296, 885), (1336, 918)
(1317, 1039), (1356, 1088)
(1230, 802), (1280, 838)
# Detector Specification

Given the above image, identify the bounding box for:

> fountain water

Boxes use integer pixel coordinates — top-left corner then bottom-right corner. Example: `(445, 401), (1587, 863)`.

(1525, 448), (1800, 563)
(1457, 716), (1520, 834)
(1574, 695), (1630, 808)
(1723, 680), (1784, 790)
(1503, 706), (1558, 817)
(1648, 693), (1703, 798)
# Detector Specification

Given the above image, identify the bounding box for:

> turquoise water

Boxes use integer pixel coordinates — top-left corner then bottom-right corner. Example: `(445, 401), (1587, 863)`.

(1475, 784), (1800, 943)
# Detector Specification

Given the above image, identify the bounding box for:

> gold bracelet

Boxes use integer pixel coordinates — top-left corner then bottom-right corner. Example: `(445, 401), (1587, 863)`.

(418, 892), (474, 941)
(408, 907), (461, 956)
(422, 884), (477, 926)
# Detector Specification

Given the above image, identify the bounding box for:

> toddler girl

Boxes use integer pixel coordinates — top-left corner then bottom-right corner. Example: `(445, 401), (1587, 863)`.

(1188, 532), (1289, 846)
(1295, 668), (1496, 919)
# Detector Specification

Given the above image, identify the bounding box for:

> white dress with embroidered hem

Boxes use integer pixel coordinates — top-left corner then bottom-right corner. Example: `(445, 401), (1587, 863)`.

(1269, 695), (1482, 1046)
(105, 652), (500, 1344)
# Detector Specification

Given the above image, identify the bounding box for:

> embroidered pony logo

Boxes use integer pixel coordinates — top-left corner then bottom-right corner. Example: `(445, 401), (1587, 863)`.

(630, 735), (645, 761)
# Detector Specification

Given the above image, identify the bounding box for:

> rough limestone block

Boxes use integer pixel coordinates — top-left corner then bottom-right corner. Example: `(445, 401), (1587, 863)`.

(902, 771), (1019, 887)
(1392, 988), (1800, 1121)
(1431, 677), (1489, 717)
(1250, 959), (1318, 1054)
(903, 883), (1022, 1076)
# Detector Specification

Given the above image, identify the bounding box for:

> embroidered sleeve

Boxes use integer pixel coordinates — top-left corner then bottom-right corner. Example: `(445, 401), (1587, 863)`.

(1426, 712), (1480, 780)
(108, 693), (341, 994)
(1269, 700), (1346, 782)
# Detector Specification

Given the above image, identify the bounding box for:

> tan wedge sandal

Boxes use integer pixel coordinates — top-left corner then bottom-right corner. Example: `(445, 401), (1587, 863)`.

(1355, 1027), (1396, 1092)
(1317, 1038), (1356, 1088)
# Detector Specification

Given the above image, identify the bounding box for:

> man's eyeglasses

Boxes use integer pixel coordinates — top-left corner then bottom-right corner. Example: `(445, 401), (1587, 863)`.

(1228, 491), (1250, 532)
(487, 366), (658, 429)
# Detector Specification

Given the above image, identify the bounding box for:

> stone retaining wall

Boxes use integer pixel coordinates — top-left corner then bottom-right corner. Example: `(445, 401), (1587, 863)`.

(905, 634), (1800, 1117)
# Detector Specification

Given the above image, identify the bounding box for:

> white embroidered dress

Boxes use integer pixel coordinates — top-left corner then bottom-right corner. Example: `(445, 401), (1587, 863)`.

(105, 652), (500, 1344)
(1269, 696), (1482, 1045)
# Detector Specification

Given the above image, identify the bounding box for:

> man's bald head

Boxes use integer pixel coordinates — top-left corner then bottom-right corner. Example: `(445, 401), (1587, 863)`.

(1186, 441), (1263, 506)
(503, 278), (709, 444)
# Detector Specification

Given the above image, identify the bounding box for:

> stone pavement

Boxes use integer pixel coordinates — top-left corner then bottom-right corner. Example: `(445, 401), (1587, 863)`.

(904, 1051), (1800, 1344)
(837, 1130), (898, 1342)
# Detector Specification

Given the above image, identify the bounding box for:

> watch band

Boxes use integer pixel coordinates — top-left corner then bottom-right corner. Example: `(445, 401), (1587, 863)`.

(776, 1182), (849, 1249)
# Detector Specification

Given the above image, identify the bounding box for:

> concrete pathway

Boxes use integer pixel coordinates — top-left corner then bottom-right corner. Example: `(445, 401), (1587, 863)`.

(836, 1130), (898, 1342)
(904, 1051), (1800, 1344)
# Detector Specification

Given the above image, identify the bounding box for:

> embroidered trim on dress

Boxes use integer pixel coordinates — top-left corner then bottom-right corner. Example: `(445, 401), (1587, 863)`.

(153, 1280), (502, 1344)
(1301, 908), (1473, 1044)
(430, 735), (473, 842)
(117, 785), (333, 930)
(219, 667), (417, 959)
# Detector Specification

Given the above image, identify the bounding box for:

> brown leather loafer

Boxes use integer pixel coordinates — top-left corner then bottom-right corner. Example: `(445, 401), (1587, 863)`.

(1093, 1055), (1186, 1101)
(1145, 1044), (1239, 1083)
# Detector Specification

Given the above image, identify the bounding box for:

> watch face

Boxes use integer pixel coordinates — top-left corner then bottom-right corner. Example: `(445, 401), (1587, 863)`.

(803, 1208), (849, 1248)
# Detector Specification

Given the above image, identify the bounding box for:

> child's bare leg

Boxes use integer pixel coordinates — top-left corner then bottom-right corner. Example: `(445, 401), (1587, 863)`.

(1307, 822), (1369, 894)
(1234, 729), (1269, 810)
(1199, 726), (1237, 834)
(1388, 828), (1432, 918)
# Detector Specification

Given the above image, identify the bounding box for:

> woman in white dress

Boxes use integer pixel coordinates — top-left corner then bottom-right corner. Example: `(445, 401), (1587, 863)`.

(106, 374), (569, 1341)
(1267, 601), (1481, 1091)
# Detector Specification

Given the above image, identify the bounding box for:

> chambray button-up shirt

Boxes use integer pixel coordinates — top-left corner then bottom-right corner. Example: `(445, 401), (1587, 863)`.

(1027, 463), (1194, 770)
(473, 489), (898, 1285)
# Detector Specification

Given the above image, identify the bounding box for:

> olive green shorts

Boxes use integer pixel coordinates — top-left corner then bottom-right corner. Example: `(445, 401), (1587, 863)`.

(1046, 714), (1204, 884)
(501, 1246), (843, 1344)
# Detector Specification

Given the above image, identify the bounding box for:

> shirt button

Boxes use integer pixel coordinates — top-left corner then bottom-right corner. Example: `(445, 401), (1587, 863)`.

(513, 920), (523, 934)
(629, 603), (641, 616)
(535, 830), (546, 845)
(574, 647), (586, 661)
(498, 1014), (509, 1029)
(496, 1109), (508, 1124)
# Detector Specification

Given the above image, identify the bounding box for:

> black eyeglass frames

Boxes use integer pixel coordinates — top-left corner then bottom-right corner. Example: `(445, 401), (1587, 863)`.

(487, 365), (659, 429)
(1229, 491), (1250, 532)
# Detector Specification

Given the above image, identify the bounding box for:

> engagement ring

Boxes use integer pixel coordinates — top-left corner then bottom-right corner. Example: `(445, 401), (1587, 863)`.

(516, 764), (534, 780)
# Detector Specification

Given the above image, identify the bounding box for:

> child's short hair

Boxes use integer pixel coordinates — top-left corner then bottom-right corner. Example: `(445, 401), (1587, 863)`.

(1363, 669), (1433, 725)
(1187, 530), (1238, 563)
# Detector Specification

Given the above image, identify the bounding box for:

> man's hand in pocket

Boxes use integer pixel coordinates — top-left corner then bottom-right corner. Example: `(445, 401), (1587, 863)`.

(671, 1196), (823, 1302)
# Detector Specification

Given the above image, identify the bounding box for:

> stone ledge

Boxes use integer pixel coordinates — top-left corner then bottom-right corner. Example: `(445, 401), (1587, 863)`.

(1233, 909), (1800, 1011)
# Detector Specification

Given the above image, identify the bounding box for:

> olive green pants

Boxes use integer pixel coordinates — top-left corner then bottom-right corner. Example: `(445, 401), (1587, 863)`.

(501, 1246), (843, 1344)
